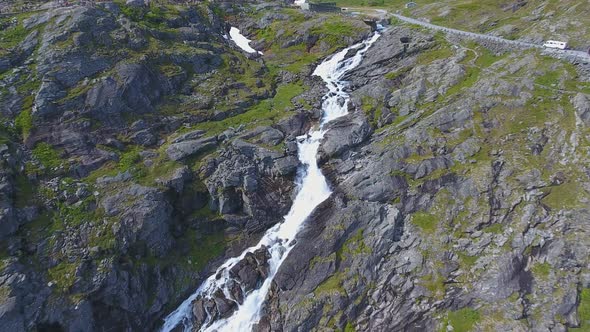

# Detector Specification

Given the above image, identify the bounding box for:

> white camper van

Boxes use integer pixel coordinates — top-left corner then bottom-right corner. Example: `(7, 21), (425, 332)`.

(543, 40), (568, 50)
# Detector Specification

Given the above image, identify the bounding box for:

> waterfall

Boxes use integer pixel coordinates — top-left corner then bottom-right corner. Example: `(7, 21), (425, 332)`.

(162, 30), (382, 332)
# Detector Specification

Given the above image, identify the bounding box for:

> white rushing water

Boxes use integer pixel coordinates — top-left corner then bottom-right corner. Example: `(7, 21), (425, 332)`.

(162, 30), (381, 332)
(229, 27), (263, 55)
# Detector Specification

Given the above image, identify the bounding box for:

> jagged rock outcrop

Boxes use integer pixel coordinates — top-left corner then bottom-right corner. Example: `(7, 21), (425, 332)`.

(166, 136), (218, 161)
(317, 111), (373, 163)
(573, 93), (590, 126)
(202, 123), (304, 232)
(191, 246), (272, 329)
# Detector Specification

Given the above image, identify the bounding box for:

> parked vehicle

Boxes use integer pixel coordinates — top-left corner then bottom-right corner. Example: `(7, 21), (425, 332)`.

(543, 40), (568, 50)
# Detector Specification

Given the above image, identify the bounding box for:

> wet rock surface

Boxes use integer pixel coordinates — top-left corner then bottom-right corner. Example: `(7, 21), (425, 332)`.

(190, 246), (272, 330)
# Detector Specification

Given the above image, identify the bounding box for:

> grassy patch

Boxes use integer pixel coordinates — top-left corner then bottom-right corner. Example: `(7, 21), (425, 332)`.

(441, 307), (481, 332)
(182, 229), (225, 270)
(309, 20), (356, 47)
(314, 271), (348, 296)
(54, 199), (96, 227)
(160, 63), (184, 77)
(118, 147), (142, 173)
(189, 82), (305, 136)
(445, 66), (479, 96)
(59, 82), (93, 103)
(474, 49), (505, 68)
(416, 41), (453, 65)
(530, 262), (551, 280)
(257, 12), (367, 74)
(573, 288), (590, 330)
(0, 122), (16, 146)
(457, 251), (478, 267)
(141, 228), (226, 272)
(483, 223), (503, 234)
(411, 212), (439, 235)
(15, 97), (34, 138)
(331, 0), (398, 6)
(190, 205), (216, 219)
(0, 20), (29, 55)
(88, 222), (117, 251)
(16, 78), (40, 95)
(0, 284), (11, 301)
(32, 142), (61, 170)
(338, 229), (372, 260)
(384, 66), (411, 81)
(535, 68), (562, 87)
(344, 322), (356, 332)
(542, 182), (585, 210)
(85, 146), (184, 187)
(18, 212), (54, 245)
(47, 262), (78, 292)
(420, 273), (445, 300)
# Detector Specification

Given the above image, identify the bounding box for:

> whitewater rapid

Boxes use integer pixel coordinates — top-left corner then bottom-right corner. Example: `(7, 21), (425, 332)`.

(161, 30), (381, 332)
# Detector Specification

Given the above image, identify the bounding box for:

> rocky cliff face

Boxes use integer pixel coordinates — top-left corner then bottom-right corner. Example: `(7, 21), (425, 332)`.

(1, 1), (589, 331)
(0, 1), (372, 331)
(259, 26), (590, 332)
(0, 2), (248, 330)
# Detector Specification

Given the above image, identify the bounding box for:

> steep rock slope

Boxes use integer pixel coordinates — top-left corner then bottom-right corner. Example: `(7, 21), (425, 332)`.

(0, 1), (373, 331)
(261, 24), (590, 332)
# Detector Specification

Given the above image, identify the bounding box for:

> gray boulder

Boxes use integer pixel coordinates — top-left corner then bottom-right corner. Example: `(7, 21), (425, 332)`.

(101, 184), (174, 256)
(318, 111), (372, 162)
(272, 156), (299, 176)
(172, 129), (206, 143)
(156, 166), (192, 193)
(573, 93), (590, 126)
(166, 136), (217, 161)
(0, 58), (10, 72)
(33, 76), (66, 119)
(240, 126), (285, 146)
(130, 129), (156, 147)
(126, 0), (147, 7)
(276, 112), (311, 138)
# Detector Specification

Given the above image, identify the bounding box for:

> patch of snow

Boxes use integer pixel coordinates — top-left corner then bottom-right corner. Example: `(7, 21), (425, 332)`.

(229, 27), (263, 55)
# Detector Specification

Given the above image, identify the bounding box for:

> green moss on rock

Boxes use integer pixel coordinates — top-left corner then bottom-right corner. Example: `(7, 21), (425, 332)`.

(542, 182), (585, 210)
(573, 288), (590, 330)
(441, 307), (481, 332)
(32, 142), (61, 170)
(47, 261), (78, 292)
(411, 212), (439, 235)
(190, 82), (306, 136)
(15, 97), (33, 138)
(530, 261), (551, 280)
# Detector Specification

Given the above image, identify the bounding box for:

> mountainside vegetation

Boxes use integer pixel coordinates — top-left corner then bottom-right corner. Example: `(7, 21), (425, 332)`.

(0, 0), (589, 331)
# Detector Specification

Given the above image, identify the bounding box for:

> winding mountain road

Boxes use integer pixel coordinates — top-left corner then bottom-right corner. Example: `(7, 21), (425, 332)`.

(393, 13), (590, 63)
(352, 7), (590, 63)
(391, 14), (541, 48)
